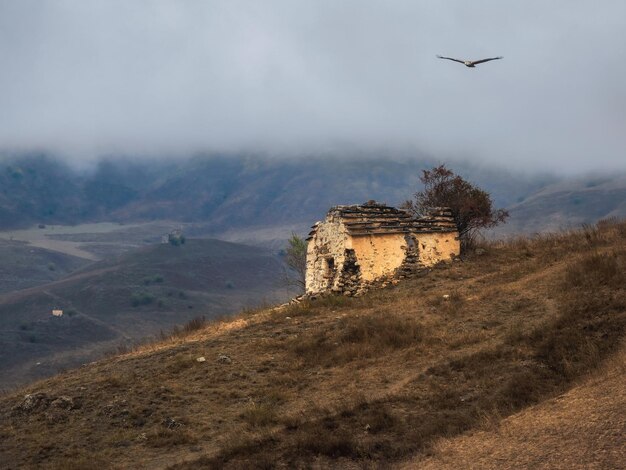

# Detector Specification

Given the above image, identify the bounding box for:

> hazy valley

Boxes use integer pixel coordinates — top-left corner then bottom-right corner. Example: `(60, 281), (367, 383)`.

(1, 154), (625, 389)
(0, 221), (290, 388)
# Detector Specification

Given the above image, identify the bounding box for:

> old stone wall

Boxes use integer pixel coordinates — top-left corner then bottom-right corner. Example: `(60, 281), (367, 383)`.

(349, 233), (407, 282)
(415, 232), (459, 266)
(305, 217), (349, 294)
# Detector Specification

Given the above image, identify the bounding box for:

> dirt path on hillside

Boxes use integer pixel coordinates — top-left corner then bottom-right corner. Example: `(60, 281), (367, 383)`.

(0, 222), (150, 261)
(0, 266), (118, 307)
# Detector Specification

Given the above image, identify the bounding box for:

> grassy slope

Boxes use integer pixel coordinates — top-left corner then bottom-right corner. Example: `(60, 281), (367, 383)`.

(0, 239), (89, 294)
(494, 175), (626, 236)
(406, 347), (626, 469)
(0, 221), (624, 469)
(0, 239), (288, 388)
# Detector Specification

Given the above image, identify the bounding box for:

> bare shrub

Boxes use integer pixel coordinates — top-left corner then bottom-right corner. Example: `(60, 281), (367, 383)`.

(241, 403), (278, 428)
(166, 354), (196, 374)
(180, 316), (207, 335)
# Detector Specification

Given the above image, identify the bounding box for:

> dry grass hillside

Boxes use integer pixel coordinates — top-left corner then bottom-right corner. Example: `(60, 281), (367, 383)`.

(0, 238), (288, 389)
(0, 220), (625, 469)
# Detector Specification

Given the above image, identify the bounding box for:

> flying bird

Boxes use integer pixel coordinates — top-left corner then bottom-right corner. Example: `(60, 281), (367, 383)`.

(436, 55), (503, 68)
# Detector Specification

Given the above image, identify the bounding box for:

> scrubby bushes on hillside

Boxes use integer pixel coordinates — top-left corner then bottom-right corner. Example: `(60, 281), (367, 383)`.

(131, 291), (155, 307)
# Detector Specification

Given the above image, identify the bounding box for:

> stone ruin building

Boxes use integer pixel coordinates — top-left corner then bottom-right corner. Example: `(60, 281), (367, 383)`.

(305, 201), (460, 296)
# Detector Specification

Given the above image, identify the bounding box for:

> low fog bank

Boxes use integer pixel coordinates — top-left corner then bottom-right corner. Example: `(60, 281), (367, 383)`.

(0, 148), (560, 195)
(1, 2), (625, 175)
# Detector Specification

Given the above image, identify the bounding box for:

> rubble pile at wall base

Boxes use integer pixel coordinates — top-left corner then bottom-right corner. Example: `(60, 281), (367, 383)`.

(282, 266), (448, 311)
(281, 255), (460, 310)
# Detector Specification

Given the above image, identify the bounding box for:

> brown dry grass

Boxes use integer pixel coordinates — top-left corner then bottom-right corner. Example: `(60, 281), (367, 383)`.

(0, 220), (625, 469)
(405, 342), (626, 470)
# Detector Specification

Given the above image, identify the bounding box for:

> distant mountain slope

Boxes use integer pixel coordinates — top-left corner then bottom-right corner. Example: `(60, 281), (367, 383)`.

(3, 153), (624, 239)
(494, 175), (626, 236)
(0, 155), (84, 227)
(98, 156), (556, 232)
(0, 238), (289, 388)
(0, 154), (552, 232)
(0, 155), (147, 228)
(0, 239), (89, 293)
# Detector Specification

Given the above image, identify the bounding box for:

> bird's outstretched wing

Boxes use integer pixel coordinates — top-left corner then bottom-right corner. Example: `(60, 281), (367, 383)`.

(470, 56), (503, 65)
(436, 55), (465, 64)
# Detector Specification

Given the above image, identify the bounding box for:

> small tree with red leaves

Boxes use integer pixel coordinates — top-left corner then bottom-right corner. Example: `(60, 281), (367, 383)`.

(403, 165), (509, 250)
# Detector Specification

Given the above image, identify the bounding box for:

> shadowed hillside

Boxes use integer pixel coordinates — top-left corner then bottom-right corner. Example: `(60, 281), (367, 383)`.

(0, 239), (89, 294)
(0, 239), (289, 388)
(1, 154), (553, 233)
(404, 346), (626, 469)
(0, 219), (624, 469)
(494, 175), (626, 236)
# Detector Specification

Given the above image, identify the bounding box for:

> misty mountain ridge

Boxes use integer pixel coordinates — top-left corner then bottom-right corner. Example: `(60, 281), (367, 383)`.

(2, 153), (625, 244)
(495, 174), (626, 236)
(0, 153), (562, 230)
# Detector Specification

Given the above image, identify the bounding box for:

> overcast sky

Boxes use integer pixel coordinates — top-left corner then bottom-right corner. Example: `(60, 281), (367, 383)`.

(0, 1), (624, 173)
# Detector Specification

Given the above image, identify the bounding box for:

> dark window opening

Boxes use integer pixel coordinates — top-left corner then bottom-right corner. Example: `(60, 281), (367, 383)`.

(324, 257), (335, 278)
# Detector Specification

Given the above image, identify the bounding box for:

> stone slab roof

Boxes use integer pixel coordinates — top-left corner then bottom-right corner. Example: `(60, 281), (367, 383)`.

(308, 201), (457, 238)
